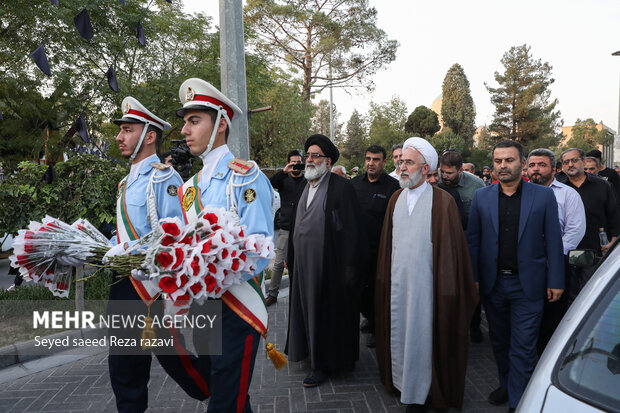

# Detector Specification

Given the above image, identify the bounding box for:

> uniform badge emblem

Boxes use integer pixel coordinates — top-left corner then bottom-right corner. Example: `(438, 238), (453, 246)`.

(182, 187), (197, 211)
(123, 102), (130, 115)
(185, 87), (195, 102)
(167, 185), (178, 196)
(243, 188), (257, 204)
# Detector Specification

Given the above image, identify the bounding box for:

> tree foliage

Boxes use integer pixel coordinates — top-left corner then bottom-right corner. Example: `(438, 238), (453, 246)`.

(0, 155), (126, 236)
(486, 44), (562, 152)
(341, 109), (368, 161)
(405, 105), (440, 138)
(429, 128), (467, 156)
(367, 96), (408, 151)
(562, 118), (614, 151)
(249, 82), (313, 167)
(311, 99), (344, 144)
(244, 0), (398, 101)
(441, 63), (476, 144)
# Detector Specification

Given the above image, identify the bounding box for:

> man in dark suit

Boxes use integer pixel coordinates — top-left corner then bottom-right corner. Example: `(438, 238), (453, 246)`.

(467, 140), (565, 413)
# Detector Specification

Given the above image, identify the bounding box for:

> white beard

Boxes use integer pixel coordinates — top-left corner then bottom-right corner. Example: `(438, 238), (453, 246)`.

(399, 167), (423, 189)
(304, 161), (328, 181)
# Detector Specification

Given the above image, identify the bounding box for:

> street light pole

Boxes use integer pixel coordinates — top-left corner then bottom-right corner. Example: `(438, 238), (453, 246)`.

(612, 51), (620, 166)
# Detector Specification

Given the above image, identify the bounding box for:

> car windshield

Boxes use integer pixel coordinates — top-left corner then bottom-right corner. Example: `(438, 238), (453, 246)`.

(555, 264), (620, 412)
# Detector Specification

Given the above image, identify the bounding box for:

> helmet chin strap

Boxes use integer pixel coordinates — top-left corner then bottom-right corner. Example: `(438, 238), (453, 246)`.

(198, 109), (223, 161)
(129, 121), (152, 162)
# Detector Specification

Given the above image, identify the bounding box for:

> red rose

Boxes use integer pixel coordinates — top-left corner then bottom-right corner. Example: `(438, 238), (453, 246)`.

(178, 273), (188, 287)
(24, 231), (34, 239)
(201, 240), (212, 253)
(57, 282), (68, 290)
(190, 257), (200, 275)
(205, 275), (217, 292)
(238, 229), (244, 237)
(231, 259), (240, 271)
(204, 213), (218, 225)
(156, 251), (173, 268)
(173, 248), (185, 269)
(24, 244), (35, 253)
(215, 287), (221, 294)
(179, 236), (192, 245)
(159, 276), (177, 293)
(189, 282), (203, 295)
(239, 253), (246, 262)
(161, 235), (176, 246)
(221, 249), (229, 259)
(207, 263), (216, 274)
(174, 292), (190, 306)
(162, 222), (181, 237)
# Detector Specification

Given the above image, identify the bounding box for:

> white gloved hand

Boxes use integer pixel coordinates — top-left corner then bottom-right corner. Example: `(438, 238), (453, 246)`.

(56, 256), (84, 267)
(130, 268), (150, 281)
(103, 243), (127, 264)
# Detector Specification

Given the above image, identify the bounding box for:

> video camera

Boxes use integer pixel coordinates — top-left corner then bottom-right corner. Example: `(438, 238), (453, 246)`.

(161, 140), (194, 181)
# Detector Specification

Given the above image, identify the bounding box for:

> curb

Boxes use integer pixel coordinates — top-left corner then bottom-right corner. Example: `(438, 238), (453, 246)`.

(0, 275), (290, 370)
(0, 323), (106, 369)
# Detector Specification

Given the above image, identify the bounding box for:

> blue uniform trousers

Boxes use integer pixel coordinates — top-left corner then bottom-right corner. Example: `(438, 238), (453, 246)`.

(192, 302), (260, 413)
(107, 277), (209, 413)
(482, 274), (544, 409)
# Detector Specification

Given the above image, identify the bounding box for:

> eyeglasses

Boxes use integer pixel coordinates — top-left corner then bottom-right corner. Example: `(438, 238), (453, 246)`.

(562, 157), (582, 165)
(303, 153), (327, 160)
(397, 159), (425, 168)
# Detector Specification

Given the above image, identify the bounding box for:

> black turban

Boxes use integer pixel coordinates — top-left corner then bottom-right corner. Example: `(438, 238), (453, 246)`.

(304, 134), (339, 163)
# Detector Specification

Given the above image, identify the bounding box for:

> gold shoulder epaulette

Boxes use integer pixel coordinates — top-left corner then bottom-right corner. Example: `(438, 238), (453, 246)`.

(150, 162), (171, 170)
(228, 158), (254, 175)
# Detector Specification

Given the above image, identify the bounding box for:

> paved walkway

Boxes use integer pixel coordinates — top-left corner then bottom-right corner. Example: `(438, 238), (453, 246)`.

(0, 295), (506, 413)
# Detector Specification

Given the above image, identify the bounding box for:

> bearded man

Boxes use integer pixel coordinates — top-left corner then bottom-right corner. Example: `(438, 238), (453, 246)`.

(375, 137), (478, 412)
(285, 134), (366, 388)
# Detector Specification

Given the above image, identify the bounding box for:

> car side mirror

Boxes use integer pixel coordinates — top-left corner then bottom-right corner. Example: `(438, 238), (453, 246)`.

(568, 249), (597, 268)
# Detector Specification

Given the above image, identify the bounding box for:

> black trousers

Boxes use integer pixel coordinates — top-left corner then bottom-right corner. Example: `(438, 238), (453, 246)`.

(107, 277), (208, 413)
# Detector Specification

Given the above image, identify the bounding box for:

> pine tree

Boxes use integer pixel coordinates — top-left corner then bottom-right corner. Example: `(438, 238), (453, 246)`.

(486, 45), (562, 151)
(342, 109), (367, 160)
(441, 63), (476, 145)
(405, 105), (440, 138)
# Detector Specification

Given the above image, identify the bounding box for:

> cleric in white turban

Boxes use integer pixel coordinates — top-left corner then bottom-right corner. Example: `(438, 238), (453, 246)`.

(375, 137), (478, 411)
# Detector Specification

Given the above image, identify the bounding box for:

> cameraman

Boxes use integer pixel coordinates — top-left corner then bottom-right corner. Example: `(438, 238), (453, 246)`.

(266, 149), (306, 306)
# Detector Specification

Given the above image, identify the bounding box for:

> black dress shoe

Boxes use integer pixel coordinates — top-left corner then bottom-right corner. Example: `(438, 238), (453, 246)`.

(265, 295), (277, 306)
(405, 403), (426, 413)
(303, 369), (327, 387)
(488, 386), (508, 405)
(470, 326), (483, 343)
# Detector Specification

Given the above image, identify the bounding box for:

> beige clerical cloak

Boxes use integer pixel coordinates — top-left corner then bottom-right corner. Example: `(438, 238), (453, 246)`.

(375, 186), (478, 410)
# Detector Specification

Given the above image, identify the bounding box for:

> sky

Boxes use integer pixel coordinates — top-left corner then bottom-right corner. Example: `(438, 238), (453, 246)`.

(183, 0), (620, 133)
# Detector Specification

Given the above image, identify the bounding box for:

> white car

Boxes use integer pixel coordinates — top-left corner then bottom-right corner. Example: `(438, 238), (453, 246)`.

(518, 245), (620, 412)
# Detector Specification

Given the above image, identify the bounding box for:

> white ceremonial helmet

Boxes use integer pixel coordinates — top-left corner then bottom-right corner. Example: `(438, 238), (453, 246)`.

(114, 96), (171, 161)
(176, 78), (243, 158)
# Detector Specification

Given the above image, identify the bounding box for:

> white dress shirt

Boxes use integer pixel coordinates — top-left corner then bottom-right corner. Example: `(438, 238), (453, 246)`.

(549, 178), (586, 254)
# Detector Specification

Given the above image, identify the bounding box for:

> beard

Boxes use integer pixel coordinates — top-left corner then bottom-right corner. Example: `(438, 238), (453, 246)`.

(496, 165), (522, 183)
(528, 172), (552, 185)
(304, 161), (328, 181)
(399, 167), (423, 189)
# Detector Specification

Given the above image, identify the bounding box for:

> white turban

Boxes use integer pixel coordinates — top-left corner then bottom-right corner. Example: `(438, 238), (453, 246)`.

(402, 137), (438, 171)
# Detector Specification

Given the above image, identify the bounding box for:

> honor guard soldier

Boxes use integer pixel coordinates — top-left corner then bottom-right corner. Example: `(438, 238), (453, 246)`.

(104, 97), (209, 412)
(176, 78), (274, 412)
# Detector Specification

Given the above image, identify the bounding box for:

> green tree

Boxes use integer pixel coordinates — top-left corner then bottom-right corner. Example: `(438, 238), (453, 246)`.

(441, 63), (476, 145)
(341, 109), (367, 161)
(367, 96), (408, 150)
(429, 128), (467, 155)
(405, 105), (440, 138)
(486, 44), (562, 152)
(249, 82), (313, 167)
(476, 125), (496, 150)
(0, 155), (127, 237)
(311, 100), (344, 144)
(244, 0), (398, 101)
(563, 118), (614, 151)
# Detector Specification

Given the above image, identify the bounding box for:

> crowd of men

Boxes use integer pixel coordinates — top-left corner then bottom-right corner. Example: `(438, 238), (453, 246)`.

(271, 136), (620, 413)
(57, 72), (619, 413)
